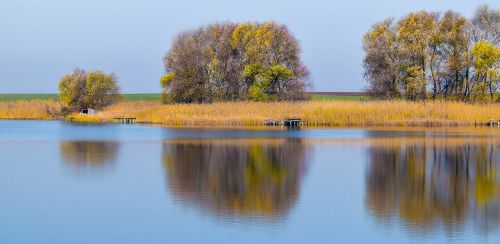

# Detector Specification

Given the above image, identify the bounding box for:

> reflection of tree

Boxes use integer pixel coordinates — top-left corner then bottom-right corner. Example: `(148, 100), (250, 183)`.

(60, 141), (120, 167)
(162, 138), (309, 220)
(366, 139), (500, 234)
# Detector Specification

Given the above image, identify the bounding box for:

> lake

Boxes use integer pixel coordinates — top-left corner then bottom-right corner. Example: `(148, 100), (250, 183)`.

(0, 121), (499, 243)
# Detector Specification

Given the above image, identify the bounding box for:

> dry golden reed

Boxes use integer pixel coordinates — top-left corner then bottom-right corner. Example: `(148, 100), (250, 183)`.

(0, 100), (62, 120)
(71, 100), (500, 126)
(1, 100), (500, 126)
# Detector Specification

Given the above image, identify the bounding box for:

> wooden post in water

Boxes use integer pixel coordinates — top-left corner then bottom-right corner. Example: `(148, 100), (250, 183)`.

(265, 118), (306, 127)
(488, 119), (500, 127)
(283, 118), (302, 127)
(114, 117), (137, 124)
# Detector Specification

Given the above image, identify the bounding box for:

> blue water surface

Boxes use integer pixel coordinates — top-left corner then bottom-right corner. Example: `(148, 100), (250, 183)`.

(0, 121), (498, 244)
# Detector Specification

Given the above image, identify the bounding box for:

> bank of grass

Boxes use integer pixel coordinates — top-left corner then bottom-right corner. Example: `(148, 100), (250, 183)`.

(65, 100), (500, 126)
(122, 94), (161, 101)
(0, 100), (62, 120)
(0, 94), (59, 102)
(1, 99), (499, 126)
(312, 95), (370, 101)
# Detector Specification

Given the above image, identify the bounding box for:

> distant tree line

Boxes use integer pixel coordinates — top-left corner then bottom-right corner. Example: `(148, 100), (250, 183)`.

(161, 22), (311, 103)
(363, 5), (500, 102)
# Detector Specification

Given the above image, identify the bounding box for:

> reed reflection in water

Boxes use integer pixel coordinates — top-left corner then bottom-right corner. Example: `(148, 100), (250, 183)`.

(162, 138), (309, 221)
(60, 141), (120, 172)
(365, 137), (500, 235)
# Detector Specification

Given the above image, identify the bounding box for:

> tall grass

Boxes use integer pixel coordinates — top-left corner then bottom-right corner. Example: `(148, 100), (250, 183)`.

(68, 100), (500, 126)
(0, 100), (62, 120)
(1, 99), (499, 126)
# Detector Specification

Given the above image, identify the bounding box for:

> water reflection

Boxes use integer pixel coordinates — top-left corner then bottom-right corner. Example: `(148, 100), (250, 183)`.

(60, 141), (120, 170)
(162, 138), (309, 221)
(365, 138), (500, 234)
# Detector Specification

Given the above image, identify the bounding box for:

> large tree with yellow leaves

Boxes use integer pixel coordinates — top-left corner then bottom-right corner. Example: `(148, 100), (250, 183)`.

(161, 22), (310, 103)
(363, 5), (499, 102)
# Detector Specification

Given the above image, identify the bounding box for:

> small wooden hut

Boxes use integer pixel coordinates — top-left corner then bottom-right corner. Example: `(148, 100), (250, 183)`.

(80, 106), (96, 115)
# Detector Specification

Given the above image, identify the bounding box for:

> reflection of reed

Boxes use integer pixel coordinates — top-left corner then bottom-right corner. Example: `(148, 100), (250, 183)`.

(162, 138), (309, 220)
(365, 139), (500, 234)
(60, 141), (120, 167)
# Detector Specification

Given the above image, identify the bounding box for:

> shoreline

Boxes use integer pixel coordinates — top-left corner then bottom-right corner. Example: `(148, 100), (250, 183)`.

(0, 118), (497, 128)
(1, 100), (500, 127)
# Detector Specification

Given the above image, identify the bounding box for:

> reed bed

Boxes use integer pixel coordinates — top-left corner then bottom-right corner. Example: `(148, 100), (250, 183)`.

(0, 100), (62, 120)
(1, 99), (499, 126)
(68, 100), (500, 127)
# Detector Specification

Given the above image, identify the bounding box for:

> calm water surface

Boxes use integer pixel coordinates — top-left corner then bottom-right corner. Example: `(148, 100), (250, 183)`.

(0, 121), (499, 243)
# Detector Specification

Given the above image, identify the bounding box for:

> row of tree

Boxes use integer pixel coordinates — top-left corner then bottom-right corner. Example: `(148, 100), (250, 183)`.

(57, 6), (498, 111)
(363, 5), (500, 102)
(161, 22), (311, 103)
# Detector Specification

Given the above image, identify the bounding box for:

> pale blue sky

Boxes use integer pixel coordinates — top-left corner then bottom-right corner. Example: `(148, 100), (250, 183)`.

(0, 0), (497, 93)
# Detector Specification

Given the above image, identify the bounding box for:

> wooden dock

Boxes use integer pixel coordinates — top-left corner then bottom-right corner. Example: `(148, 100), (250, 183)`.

(283, 118), (302, 127)
(265, 118), (305, 127)
(114, 117), (137, 124)
(487, 119), (500, 127)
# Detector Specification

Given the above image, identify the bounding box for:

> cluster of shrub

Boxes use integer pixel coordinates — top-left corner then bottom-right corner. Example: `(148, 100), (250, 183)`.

(363, 5), (499, 102)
